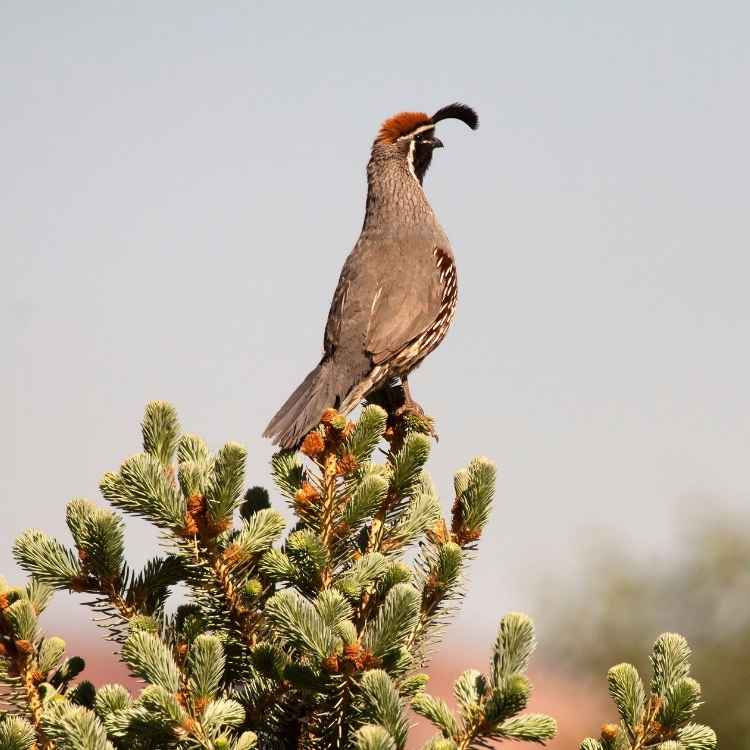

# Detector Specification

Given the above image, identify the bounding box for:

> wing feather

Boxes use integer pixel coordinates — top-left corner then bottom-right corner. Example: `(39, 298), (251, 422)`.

(324, 234), (449, 367)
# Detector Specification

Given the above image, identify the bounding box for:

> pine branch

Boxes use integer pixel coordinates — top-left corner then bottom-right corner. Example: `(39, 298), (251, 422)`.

(607, 664), (646, 736)
(14, 511), (182, 645)
(228, 510), (287, 571)
(492, 613), (535, 686)
(342, 473), (389, 532)
(335, 553), (390, 599)
(121, 630), (179, 692)
(142, 400), (180, 468)
(65, 500), (125, 583)
(412, 613), (555, 750)
(366, 433), (430, 556)
(343, 405), (388, 465)
(357, 670), (409, 750)
(450, 458), (495, 547)
(354, 724), (397, 750)
(0, 715), (37, 750)
(0, 579), (93, 750)
(496, 714), (557, 744)
(42, 702), (114, 750)
(187, 634), (225, 701)
(580, 633), (716, 750)
(411, 694), (459, 739)
(650, 633), (691, 697)
(13, 531), (84, 589)
(362, 584), (420, 660)
(180, 532), (265, 649)
(206, 442), (247, 526)
(264, 589), (336, 661)
(677, 723), (717, 750)
(125, 554), (184, 615)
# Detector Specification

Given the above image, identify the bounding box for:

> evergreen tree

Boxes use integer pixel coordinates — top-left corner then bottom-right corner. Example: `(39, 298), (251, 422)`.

(0, 401), (717, 750)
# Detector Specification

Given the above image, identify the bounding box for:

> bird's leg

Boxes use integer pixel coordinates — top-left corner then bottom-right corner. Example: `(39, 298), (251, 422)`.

(398, 376), (424, 416)
(395, 375), (438, 442)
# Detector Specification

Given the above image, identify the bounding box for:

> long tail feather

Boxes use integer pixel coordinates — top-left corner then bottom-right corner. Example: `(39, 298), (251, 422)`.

(263, 359), (337, 449)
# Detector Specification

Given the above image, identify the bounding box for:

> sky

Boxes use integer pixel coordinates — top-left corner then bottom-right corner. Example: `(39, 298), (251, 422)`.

(2, 2), (749, 655)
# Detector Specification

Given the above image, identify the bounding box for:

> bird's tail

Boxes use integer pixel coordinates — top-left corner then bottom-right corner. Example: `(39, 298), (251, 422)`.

(263, 359), (339, 449)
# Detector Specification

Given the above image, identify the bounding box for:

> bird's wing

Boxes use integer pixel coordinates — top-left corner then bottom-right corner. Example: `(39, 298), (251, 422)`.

(324, 234), (450, 365)
(365, 238), (448, 365)
(323, 259), (355, 356)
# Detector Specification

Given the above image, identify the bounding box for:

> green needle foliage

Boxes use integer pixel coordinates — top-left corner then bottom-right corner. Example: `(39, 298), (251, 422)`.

(0, 400), (718, 750)
(579, 633), (716, 750)
(412, 613), (556, 749)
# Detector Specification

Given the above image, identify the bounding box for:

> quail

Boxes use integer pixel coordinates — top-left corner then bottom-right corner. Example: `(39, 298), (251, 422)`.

(264, 103), (478, 449)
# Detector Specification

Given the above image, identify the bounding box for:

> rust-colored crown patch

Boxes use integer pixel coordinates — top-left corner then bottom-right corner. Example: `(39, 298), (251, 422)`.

(375, 111), (433, 144)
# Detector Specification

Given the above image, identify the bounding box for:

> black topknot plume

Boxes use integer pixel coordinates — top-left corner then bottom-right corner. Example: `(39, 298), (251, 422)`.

(430, 102), (479, 130)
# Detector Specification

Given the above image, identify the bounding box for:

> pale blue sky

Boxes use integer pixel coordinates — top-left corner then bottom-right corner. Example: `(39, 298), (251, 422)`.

(2, 2), (749, 651)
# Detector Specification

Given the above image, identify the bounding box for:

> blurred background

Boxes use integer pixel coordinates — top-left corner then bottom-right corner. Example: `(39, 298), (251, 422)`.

(2, 2), (748, 746)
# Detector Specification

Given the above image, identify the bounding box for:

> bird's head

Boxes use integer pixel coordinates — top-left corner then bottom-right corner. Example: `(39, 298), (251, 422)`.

(371, 103), (478, 184)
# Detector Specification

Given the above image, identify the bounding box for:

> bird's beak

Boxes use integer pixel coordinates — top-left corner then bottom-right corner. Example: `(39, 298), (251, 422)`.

(431, 137), (444, 149)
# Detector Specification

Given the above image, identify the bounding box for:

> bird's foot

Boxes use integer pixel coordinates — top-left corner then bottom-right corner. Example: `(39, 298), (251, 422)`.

(394, 397), (424, 418)
(400, 409), (439, 443)
(394, 399), (438, 440)
(365, 381), (438, 446)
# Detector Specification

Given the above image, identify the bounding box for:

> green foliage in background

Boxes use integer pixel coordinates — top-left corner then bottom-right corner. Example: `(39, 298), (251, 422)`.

(539, 513), (748, 748)
(0, 401), (718, 750)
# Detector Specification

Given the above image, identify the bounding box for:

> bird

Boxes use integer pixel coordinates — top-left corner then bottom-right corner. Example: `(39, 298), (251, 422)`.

(264, 103), (479, 449)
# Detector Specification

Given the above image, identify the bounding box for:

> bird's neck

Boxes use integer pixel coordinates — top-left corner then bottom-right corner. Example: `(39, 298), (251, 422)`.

(362, 158), (434, 231)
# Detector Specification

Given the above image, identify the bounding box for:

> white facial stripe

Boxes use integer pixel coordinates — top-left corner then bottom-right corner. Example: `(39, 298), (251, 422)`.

(397, 123), (436, 141)
(406, 139), (418, 183)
